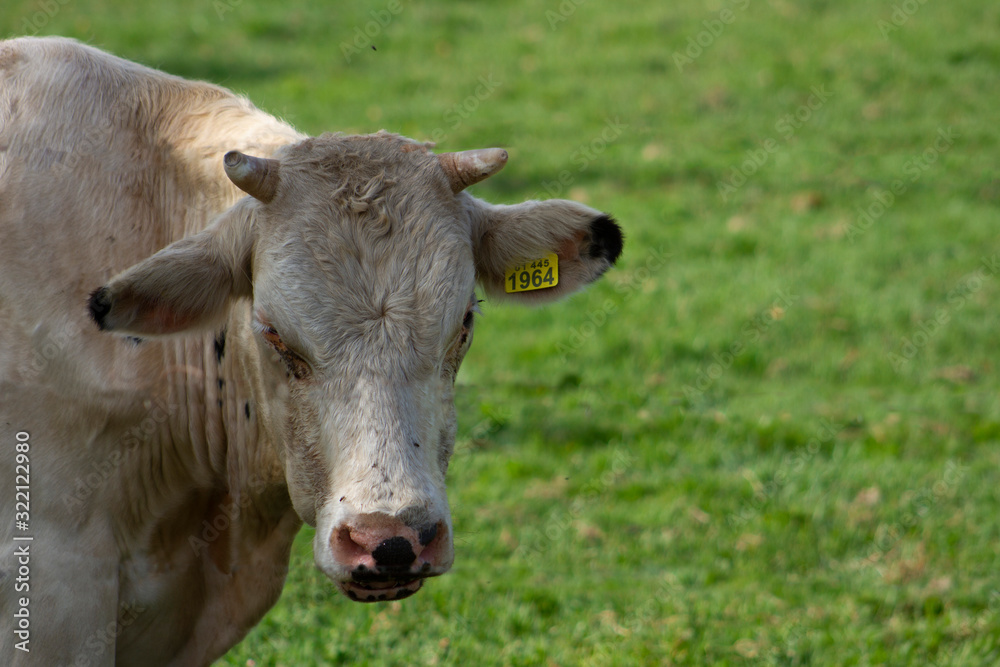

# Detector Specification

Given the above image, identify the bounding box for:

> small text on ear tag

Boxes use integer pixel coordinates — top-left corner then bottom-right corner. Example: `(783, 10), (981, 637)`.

(505, 253), (559, 293)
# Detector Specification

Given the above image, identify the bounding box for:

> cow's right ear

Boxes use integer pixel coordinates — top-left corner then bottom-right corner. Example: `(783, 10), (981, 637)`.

(88, 205), (254, 336)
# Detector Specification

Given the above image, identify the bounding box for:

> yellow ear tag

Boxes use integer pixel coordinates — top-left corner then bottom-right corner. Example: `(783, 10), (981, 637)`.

(504, 253), (559, 293)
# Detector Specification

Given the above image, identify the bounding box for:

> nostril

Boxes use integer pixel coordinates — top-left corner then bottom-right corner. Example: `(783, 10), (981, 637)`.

(371, 536), (416, 569)
(418, 523), (438, 546)
(417, 521), (449, 568)
(333, 526), (375, 571)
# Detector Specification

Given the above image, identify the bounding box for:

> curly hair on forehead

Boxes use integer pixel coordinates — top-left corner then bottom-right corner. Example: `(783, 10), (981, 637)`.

(268, 132), (449, 228)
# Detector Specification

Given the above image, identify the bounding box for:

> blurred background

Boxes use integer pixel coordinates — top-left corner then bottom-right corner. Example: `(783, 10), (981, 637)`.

(4, 1), (999, 664)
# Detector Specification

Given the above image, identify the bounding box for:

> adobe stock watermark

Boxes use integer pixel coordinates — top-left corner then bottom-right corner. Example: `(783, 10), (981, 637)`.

(545, 0), (588, 31)
(845, 126), (957, 243)
(17, 319), (82, 382)
(466, 408), (509, 441)
(514, 442), (634, 559)
(749, 619), (813, 665)
(727, 417), (845, 528)
(424, 74), (503, 147)
(454, 405), (509, 453)
(68, 603), (146, 667)
(858, 460), (967, 578)
(922, 589), (1000, 667)
(60, 398), (178, 509)
(886, 254), (998, 372)
(682, 288), (799, 400)
(672, 0), (752, 72)
(186, 468), (294, 555)
(877, 0), (932, 38)
(450, 591), (519, 643)
(339, 0), (409, 63)
(590, 576), (685, 661)
(535, 117), (628, 199)
(212, 0), (243, 20)
(3, 114), (116, 177)
(14, 0), (73, 36)
(12, 431), (32, 653)
(556, 245), (671, 363)
(716, 85), (832, 201)
(49, 115), (117, 177)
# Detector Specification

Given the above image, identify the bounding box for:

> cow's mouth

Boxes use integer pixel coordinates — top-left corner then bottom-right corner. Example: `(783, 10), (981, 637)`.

(338, 578), (424, 602)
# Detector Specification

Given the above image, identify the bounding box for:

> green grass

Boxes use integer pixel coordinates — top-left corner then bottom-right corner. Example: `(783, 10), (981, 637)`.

(6, 0), (1000, 664)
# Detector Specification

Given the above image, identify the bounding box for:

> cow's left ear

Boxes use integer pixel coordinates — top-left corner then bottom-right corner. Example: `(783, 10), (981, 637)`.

(88, 205), (254, 336)
(468, 198), (623, 303)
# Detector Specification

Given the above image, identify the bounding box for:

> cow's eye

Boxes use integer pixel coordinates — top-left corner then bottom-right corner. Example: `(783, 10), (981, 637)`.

(463, 299), (483, 330)
(254, 321), (310, 379)
(452, 299), (481, 353)
(259, 324), (282, 347)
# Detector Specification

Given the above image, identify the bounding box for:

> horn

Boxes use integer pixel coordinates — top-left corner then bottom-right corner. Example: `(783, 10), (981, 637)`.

(437, 148), (508, 193)
(224, 151), (281, 203)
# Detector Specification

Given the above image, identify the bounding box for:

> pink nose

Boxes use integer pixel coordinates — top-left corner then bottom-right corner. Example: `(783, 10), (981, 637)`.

(331, 513), (450, 602)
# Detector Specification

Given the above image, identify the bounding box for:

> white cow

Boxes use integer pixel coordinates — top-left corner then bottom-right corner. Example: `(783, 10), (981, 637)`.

(0, 37), (623, 665)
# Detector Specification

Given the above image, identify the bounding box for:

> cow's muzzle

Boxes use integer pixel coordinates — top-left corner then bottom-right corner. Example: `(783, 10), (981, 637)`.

(330, 514), (451, 603)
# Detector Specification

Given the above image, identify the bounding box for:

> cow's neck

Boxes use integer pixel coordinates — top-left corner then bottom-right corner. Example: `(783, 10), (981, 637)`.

(129, 305), (297, 562)
(111, 317), (300, 664)
(204, 310), (291, 513)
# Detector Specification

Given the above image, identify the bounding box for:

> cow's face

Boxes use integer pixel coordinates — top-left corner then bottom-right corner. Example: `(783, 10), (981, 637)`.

(89, 132), (623, 602)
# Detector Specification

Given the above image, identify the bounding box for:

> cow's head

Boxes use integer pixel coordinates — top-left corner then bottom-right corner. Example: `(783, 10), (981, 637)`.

(88, 132), (622, 601)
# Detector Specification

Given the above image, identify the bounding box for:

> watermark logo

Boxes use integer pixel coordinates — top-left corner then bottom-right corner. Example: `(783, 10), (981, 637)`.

(683, 288), (799, 399)
(424, 74), (503, 147)
(717, 85), (832, 201)
(672, 0), (752, 72)
(537, 117), (628, 199)
(877, 0), (933, 38)
(846, 127), (956, 243)
(14, 0), (73, 37)
(886, 254), (997, 371)
(545, 0), (589, 31)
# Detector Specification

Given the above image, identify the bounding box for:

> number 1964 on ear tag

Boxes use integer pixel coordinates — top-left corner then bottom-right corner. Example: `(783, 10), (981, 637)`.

(505, 253), (559, 293)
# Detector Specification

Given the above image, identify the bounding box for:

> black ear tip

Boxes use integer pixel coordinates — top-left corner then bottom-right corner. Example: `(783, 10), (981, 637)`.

(88, 287), (112, 330)
(589, 214), (624, 264)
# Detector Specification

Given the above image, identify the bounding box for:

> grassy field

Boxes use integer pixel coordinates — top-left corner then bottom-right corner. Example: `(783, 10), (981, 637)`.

(5, 0), (1000, 664)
